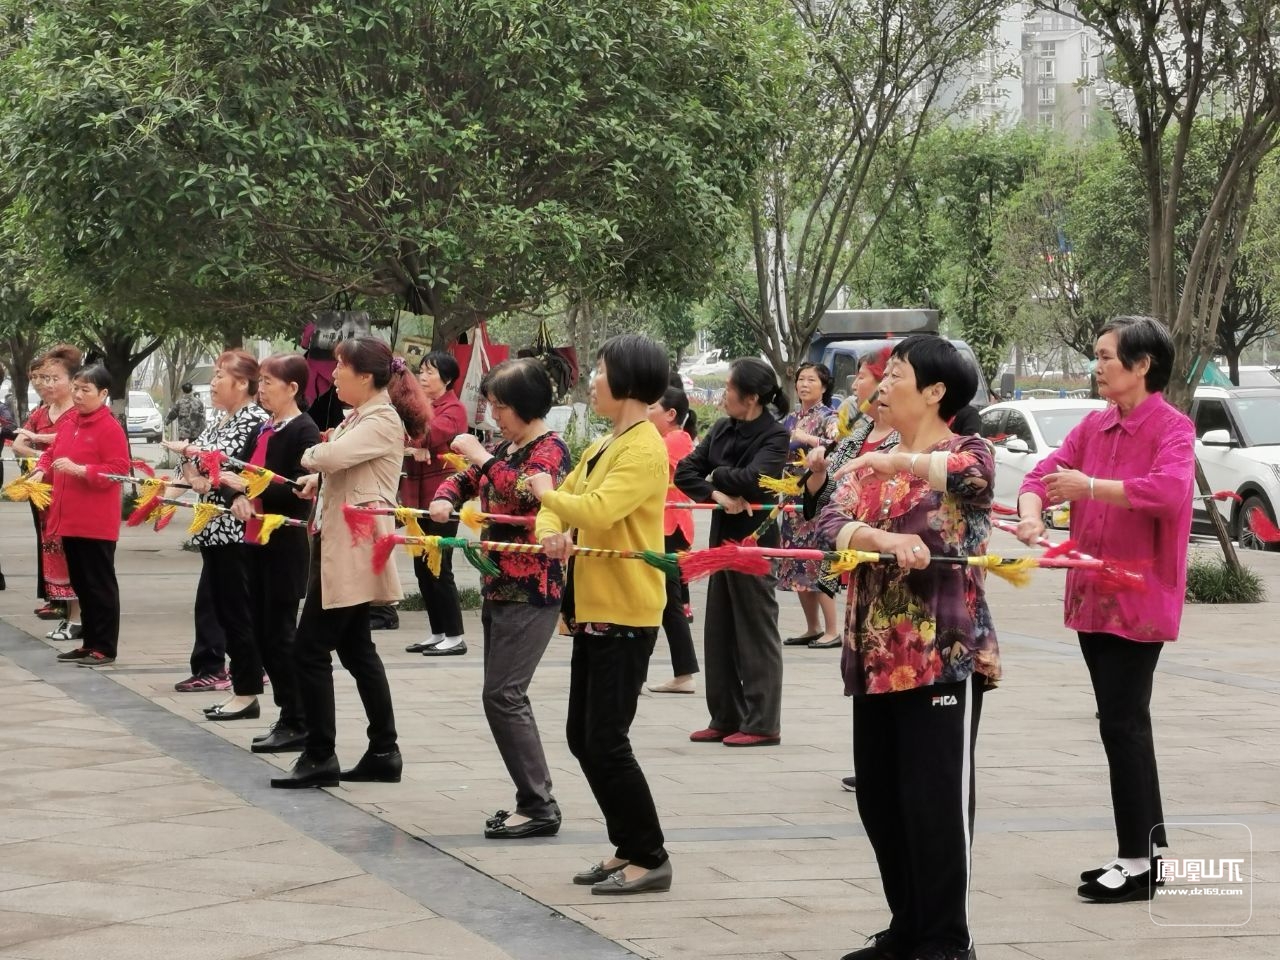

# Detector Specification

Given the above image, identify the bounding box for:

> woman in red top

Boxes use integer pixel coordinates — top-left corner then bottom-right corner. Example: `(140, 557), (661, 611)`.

(12, 345), (82, 637)
(30, 365), (129, 667)
(645, 384), (700, 694)
(400, 351), (470, 655)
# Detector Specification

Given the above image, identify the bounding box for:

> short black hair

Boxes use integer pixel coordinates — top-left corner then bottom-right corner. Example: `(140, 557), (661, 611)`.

(421, 350), (461, 389)
(1099, 315), (1174, 393)
(728, 357), (790, 418)
(891, 335), (977, 421)
(180, 382), (193, 393)
(73, 364), (112, 392)
(481, 358), (554, 423)
(597, 334), (669, 405)
(795, 362), (834, 406)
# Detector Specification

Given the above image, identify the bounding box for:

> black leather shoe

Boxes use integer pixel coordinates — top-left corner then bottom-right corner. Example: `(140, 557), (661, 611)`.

(484, 815), (561, 839)
(1077, 858), (1161, 902)
(339, 749), (403, 783)
(405, 639), (440, 653)
(808, 636), (841, 649)
(205, 700), (261, 721)
(573, 861), (628, 885)
(251, 725), (307, 754)
(1080, 855), (1163, 885)
(422, 639), (467, 656)
(783, 631), (822, 646)
(270, 753), (340, 789)
(841, 929), (903, 960)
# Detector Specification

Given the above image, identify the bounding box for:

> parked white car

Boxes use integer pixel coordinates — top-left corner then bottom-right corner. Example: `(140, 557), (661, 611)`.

(1191, 385), (1280, 549)
(126, 391), (164, 442)
(978, 398), (1109, 518)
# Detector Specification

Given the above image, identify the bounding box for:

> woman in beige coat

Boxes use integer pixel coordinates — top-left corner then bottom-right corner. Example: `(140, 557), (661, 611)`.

(271, 337), (430, 789)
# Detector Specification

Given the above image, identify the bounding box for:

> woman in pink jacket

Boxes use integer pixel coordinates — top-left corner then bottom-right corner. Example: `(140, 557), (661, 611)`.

(1018, 315), (1193, 904)
(30, 365), (129, 667)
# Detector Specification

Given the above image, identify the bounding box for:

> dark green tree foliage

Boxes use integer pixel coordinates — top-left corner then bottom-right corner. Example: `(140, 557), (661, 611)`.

(1, 0), (785, 344)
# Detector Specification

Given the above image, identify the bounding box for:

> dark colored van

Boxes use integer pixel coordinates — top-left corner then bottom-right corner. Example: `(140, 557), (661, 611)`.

(806, 309), (991, 411)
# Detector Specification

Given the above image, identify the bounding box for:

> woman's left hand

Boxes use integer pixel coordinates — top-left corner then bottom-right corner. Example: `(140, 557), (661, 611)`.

(1043, 467), (1090, 504)
(838, 451), (898, 482)
(51, 457), (84, 478)
(294, 473), (319, 500)
(527, 472), (555, 500)
(161, 439), (192, 455)
(219, 473), (247, 493)
(878, 531), (930, 571)
(229, 496), (254, 522)
(541, 531), (576, 561)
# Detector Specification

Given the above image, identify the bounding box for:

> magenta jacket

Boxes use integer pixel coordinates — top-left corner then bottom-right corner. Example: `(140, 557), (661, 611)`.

(1019, 392), (1194, 642)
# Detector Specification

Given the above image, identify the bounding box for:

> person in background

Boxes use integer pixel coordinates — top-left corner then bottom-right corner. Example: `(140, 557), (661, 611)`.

(228, 353), (321, 754)
(431, 358), (571, 839)
(777, 363), (839, 648)
(402, 350), (470, 656)
(13, 346), (83, 636)
(30, 364), (129, 667)
(675, 358), (790, 747)
(815, 334), (998, 960)
(165, 381), (207, 442)
(1017, 316), (1192, 904)
(531, 334), (674, 894)
(273, 337), (429, 789)
(166, 350), (268, 706)
(645, 384), (701, 694)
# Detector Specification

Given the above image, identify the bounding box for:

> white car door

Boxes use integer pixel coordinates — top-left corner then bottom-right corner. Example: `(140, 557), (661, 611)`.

(1190, 397), (1237, 524)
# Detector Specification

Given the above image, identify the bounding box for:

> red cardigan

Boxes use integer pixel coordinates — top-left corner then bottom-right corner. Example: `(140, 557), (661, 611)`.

(400, 391), (468, 509)
(37, 405), (130, 541)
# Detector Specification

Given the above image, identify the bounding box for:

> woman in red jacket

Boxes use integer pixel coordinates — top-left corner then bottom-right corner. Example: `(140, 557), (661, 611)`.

(30, 365), (129, 667)
(400, 351), (470, 656)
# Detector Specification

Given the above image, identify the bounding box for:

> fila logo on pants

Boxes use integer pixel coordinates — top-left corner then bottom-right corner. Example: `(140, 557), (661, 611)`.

(931, 694), (958, 707)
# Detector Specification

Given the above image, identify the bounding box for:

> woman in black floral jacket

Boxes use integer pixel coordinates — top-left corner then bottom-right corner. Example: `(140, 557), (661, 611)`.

(165, 350), (267, 715)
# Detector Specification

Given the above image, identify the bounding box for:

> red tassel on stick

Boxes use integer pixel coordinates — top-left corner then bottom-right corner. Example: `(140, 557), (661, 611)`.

(130, 458), (156, 478)
(342, 503), (379, 545)
(372, 534), (403, 574)
(1248, 506), (1280, 543)
(1041, 538), (1077, 559)
(197, 450), (224, 486)
(125, 501), (158, 527)
(153, 505), (178, 531)
(678, 542), (773, 582)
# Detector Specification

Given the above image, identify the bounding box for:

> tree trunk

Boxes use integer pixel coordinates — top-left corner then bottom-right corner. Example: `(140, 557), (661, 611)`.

(1225, 348), (1241, 386)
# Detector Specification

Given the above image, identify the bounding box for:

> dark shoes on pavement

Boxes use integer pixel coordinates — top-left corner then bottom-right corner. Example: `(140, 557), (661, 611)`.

(340, 749), (403, 783)
(483, 809), (560, 839)
(590, 859), (673, 895)
(270, 753), (340, 789)
(1077, 856), (1163, 902)
(841, 930), (976, 960)
(252, 724), (307, 754)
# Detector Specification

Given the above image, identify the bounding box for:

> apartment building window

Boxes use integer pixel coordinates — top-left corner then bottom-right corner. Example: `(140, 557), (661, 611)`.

(1038, 60), (1057, 80)
(1040, 40), (1057, 58)
(1039, 111), (1056, 129)
(1038, 87), (1056, 105)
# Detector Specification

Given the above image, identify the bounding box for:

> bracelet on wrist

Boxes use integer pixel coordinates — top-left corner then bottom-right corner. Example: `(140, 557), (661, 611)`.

(1088, 476), (1096, 499)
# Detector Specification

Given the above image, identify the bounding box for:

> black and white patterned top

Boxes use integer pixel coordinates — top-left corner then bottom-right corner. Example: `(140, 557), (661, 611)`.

(184, 403), (269, 547)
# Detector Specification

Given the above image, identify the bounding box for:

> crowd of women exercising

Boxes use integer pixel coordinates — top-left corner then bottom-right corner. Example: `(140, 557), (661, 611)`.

(8, 316), (1196, 960)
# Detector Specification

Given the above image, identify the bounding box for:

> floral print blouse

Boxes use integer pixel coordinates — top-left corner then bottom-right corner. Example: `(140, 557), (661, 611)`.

(434, 432), (570, 606)
(815, 434), (1001, 696)
(183, 404), (269, 548)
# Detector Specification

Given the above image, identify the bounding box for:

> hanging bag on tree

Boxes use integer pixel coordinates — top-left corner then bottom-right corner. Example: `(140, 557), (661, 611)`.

(517, 318), (578, 404)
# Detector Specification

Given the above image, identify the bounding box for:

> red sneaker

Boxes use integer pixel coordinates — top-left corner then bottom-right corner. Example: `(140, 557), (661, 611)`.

(688, 728), (732, 743)
(723, 732), (781, 747)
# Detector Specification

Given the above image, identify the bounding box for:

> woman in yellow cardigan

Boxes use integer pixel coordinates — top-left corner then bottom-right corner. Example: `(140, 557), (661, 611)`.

(531, 334), (673, 896)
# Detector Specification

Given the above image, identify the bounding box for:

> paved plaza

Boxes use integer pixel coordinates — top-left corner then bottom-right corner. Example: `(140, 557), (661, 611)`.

(0, 502), (1277, 960)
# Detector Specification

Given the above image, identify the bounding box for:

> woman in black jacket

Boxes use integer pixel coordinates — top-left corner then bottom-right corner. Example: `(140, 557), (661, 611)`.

(228, 354), (322, 752)
(674, 358), (790, 747)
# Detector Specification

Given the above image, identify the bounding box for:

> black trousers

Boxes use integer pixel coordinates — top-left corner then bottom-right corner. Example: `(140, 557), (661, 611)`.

(703, 569), (783, 735)
(198, 545), (262, 695)
(566, 627), (668, 869)
(854, 676), (983, 955)
(191, 549), (228, 677)
(60, 537), (119, 658)
(248, 546), (305, 729)
(412, 518), (464, 637)
(1079, 631), (1167, 857)
(295, 539), (397, 760)
(30, 501), (45, 600)
(660, 531), (699, 677)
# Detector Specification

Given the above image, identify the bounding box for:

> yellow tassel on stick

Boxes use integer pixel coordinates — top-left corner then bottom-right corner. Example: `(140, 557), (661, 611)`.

(187, 502), (223, 535)
(394, 507), (428, 558)
(440, 452), (469, 473)
(458, 502), (485, 532)
(136, 477), (166, 508)
(828, 549), (883, 575)
(968, 554), (1035, 588)
(758, 474), (804, 497)
(256, 513), (287, 545)
(241, 469), (273, 500)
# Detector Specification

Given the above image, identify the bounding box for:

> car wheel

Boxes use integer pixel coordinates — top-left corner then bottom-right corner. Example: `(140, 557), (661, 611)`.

(1237, 495), (1277, 551)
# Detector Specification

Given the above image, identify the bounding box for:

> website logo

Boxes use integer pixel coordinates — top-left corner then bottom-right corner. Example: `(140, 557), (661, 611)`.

(1150, 823), (1252, 927)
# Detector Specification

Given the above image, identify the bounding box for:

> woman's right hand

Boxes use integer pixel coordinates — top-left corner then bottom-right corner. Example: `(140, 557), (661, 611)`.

(427, 499), (453, 524)
(28, 470), (44, 484)
(711, 490), (752, 515)
(878, 531), (930, 571)
(294, 473), (319, 500)
(1015, 515), (1045, 545)
(189, 476), (212, 496)
(161, 439), (191, 455)
(541, 531), (576, 561)
(806, 446), (828, 474)
(229, 496), (254, 522)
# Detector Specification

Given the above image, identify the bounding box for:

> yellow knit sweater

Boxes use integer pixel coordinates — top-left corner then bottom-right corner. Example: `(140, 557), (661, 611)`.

(534, 421), (668, 627)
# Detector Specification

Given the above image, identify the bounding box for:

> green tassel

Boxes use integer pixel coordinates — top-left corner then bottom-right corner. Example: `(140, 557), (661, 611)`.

(462, 542), (501, 577)
(641, 550), (682, 580)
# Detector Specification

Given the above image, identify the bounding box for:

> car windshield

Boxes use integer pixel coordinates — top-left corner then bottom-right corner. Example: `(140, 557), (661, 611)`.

(129, 393), (156, 408)
(1233, 395), (1280, 445)
(1035, 407), (1099, 447)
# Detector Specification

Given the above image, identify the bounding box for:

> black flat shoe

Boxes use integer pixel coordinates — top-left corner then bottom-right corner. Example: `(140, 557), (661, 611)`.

(421, 639), (467, 656)
(486, 809), (512, 829)
(405, 639), (440, 653)
(251, 725), (307, 754)
(783, 631), (822, 646)
(1078, 859), (1161, 903)
(808, 636), (841, 649)
(573, 861), (628, 885)
(1080, 855), (1163, 885)
(205, 700), (261, 721)
(339, 749), (403, 783)
(270, 753), (340, 789)
(484, 816), (560, 839)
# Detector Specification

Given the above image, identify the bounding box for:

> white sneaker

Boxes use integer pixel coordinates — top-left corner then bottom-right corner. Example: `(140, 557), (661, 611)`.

(45, 619), (68, 640)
